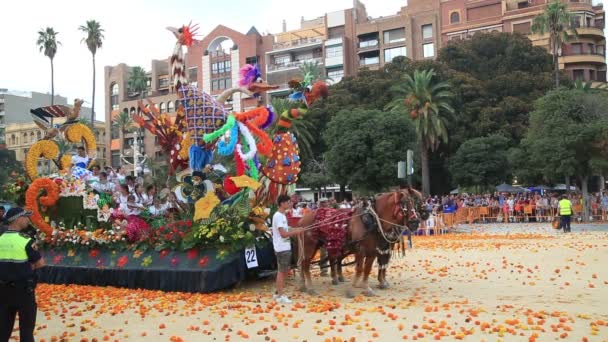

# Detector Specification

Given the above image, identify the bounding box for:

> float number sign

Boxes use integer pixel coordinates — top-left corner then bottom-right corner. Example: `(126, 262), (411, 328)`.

(244, 246), (258, 269)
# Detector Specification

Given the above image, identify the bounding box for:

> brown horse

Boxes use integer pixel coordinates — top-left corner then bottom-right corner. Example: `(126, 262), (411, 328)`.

(296, 188), (427, 297)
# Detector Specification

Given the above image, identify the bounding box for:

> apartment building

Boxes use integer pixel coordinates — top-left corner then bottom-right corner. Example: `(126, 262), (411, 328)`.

(441, 0), (606, 83)
(6, 117), (107, 174)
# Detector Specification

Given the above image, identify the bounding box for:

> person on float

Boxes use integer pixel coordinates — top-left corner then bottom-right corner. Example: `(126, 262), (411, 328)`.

(113, 184), (130, 207)
(149, 197), (168, 216)
(0, 208), (45, 342)
(125, 176), (136, 193)
(115, 166), (127, 185)
(142, 185), (156, 207)
(71, 146), (94, 179)
(133, 184), (145, 204)
(91, 171), (115, 195)
(87, 165), (101, 183)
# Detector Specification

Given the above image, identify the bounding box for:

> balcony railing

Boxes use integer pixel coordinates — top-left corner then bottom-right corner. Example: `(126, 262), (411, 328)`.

(562, 50), (606, 57)
(359, 40), (379, 49)
(267, 57), (323, 72)
(271, 37), (323, 51)
(597, 71), (607, 82)
(359, 57), (380, 66)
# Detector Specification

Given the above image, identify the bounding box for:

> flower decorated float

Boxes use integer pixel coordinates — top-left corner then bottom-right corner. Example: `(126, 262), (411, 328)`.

(21, 22), (327, 292)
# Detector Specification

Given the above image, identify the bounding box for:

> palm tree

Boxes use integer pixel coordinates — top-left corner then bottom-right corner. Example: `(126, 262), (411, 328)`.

(386, 69), (454, 196)
(128, 66), (148, 100)
(79, 20), (105, 124)
(112, 111), (134, 157)
(270, 98), (315, 161)
(531, 0), (578, 88)
(36, 27), (61, 118)
(298, 60), (331, 82)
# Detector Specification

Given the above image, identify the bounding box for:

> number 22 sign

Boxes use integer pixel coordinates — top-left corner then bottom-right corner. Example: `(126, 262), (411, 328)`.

(244, 246), (258, 269)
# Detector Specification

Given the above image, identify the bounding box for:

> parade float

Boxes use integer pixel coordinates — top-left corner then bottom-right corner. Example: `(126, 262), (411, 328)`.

(22, 22), (327, 292)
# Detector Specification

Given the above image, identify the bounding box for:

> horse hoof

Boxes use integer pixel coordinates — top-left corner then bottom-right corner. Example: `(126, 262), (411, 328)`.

(378, 283), (389, 290)
(307, 289), (318, 296)
(363, 289), (376, 297)
(332, 279), (339, 286)
(338, 276), (346, 283)
(345, 290), (355, 298)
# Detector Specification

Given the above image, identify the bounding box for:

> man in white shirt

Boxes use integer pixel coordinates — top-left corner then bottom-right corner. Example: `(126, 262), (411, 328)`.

(272, 195), (303, 304)
(91, 172), (115, 194)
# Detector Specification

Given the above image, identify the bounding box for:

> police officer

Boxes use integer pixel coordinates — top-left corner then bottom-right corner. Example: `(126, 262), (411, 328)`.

(0, 208), (45, 342)
(558, 195), (573, 233)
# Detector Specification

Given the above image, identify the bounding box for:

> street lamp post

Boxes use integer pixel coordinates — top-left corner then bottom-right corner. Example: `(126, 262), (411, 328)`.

(120, 130), (147, 176)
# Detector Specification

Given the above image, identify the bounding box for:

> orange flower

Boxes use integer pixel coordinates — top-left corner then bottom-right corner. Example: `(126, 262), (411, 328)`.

(25, 178), (60, 238)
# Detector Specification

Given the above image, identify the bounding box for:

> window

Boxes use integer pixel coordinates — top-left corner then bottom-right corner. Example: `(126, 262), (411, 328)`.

(327, 68), (344, 83)
(383, 28), (405, 44)
(326, 45), (343, 58)
(37, 131), (41, 140)
(218, 61), (225, 74)
(360, 56), (380, 66)
(111, 151), (120, 168)
(572, 69), (585, 81)
(384, 46), (406, 62)
(245, 56), (258, 65)
(158, 77), (170, 88)
(212, 80), (219, 91)
(10, 134), (15, 145)
(225, 60), (232, 73)
(212, 63), (218, 74)
(168, 101), (175, 112)
(275, 55), (291, 65)
(571, 43), (582, 55)
(359, 38), (379, 48)
(110, 83), (120, 111)
(159, 102), (166, 113)
(450, 12), (460, 24)
(597, 45), (605, 56)
(589, 69), (596, 81)
(225, 78), (232, 89)
(513, 22), (531, 34)
(588, 43), (595, 54)
(188, 67), (198, 83)
(22, 133), (27, 144)
(423, 43), (435, 58)
(219, 79), (225, 90)
(422, 24), (433, 39)
(111, 125), (119, 139)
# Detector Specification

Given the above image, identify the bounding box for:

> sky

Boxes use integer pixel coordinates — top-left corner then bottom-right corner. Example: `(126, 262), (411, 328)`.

(0, 0), (605, 122)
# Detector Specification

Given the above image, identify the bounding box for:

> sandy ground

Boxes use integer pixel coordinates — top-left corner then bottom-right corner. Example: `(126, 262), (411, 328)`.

(10, 225), (608, 342)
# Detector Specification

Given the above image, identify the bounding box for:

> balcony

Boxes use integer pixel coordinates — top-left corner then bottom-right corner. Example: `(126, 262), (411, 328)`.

(325, 37), (343, 46)
(267, 57), (323, 73)
(576, 24), (605, 38)
(560, 51), (606, 65)
(358, 39), (379, 51)
(359, 56), (380, 67)
(268, 37), (323, 54)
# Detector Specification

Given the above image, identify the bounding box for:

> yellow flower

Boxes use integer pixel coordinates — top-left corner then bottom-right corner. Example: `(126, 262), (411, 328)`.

(25, 140), (59, 180)
(179, 132), (192, 161)
(194, 192), (220, 221)
(230, 175), (261, 190)
(65, 123), (97, 157)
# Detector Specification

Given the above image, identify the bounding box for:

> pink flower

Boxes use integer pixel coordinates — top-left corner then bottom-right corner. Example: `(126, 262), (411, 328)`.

(117, 255), (129, 268)
(170, 257), (180, 267)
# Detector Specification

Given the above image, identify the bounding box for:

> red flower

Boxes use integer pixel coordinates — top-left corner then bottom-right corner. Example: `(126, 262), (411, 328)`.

(89, 249), (100, 258)
(159, 249), (170, 259)
(170, 257), (180, 267)
(186, 220), (193, 227)
(117, 255), (129, 268)
(187, 249), (198, 260)
(198, 256), (209, 268)
(53, 255), (63, 265)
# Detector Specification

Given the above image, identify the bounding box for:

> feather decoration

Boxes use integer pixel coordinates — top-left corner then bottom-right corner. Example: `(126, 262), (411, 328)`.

(288, 91), (305, 102)
(259, 106), (275, 130)
(203, 114), (235, 143)
(238, 64), (261, 87)
(218, 123), (239, 156)
(235, 122), (257, 161)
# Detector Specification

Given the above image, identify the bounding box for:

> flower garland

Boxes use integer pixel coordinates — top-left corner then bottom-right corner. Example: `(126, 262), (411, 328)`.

(59, 154), (73, 171)
(25, 140), (59, 180)
(235, 122), (257, 161)
(25, 177), (60, 238)
(65, 123), (97, 158)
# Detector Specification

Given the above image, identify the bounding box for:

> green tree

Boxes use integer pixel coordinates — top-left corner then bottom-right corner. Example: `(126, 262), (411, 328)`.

(386, 69), (454, 195)
(531, 0), (578, 88)
(323, 109), (417, 193)
(128, 66), (148, 99)
(521, 89), (608, 220)
(112, 111), (134, 157)
(79, 20), (105, 124)
(37, 27), (61, 111)
(450, 134), (510, 189)
(0, 149), (23, 192)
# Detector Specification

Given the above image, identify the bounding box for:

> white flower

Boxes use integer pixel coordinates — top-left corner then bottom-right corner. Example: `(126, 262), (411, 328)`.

(219, 236), (225, 243)
(249, 224), (256, 232)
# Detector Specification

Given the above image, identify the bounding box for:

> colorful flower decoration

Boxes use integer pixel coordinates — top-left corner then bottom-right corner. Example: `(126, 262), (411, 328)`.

(25, 177), (60, 238)
(59, 154), (73, 171)
(194, 191), (221, 221)
(230, 175), (261, 190)
(25, 140), (59, 180)
(64, 123), (97, 159)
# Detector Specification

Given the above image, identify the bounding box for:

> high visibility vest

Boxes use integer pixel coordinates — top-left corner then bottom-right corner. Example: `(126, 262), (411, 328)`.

(0, 231), (30, 263)
(559, 199), (572, 216)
